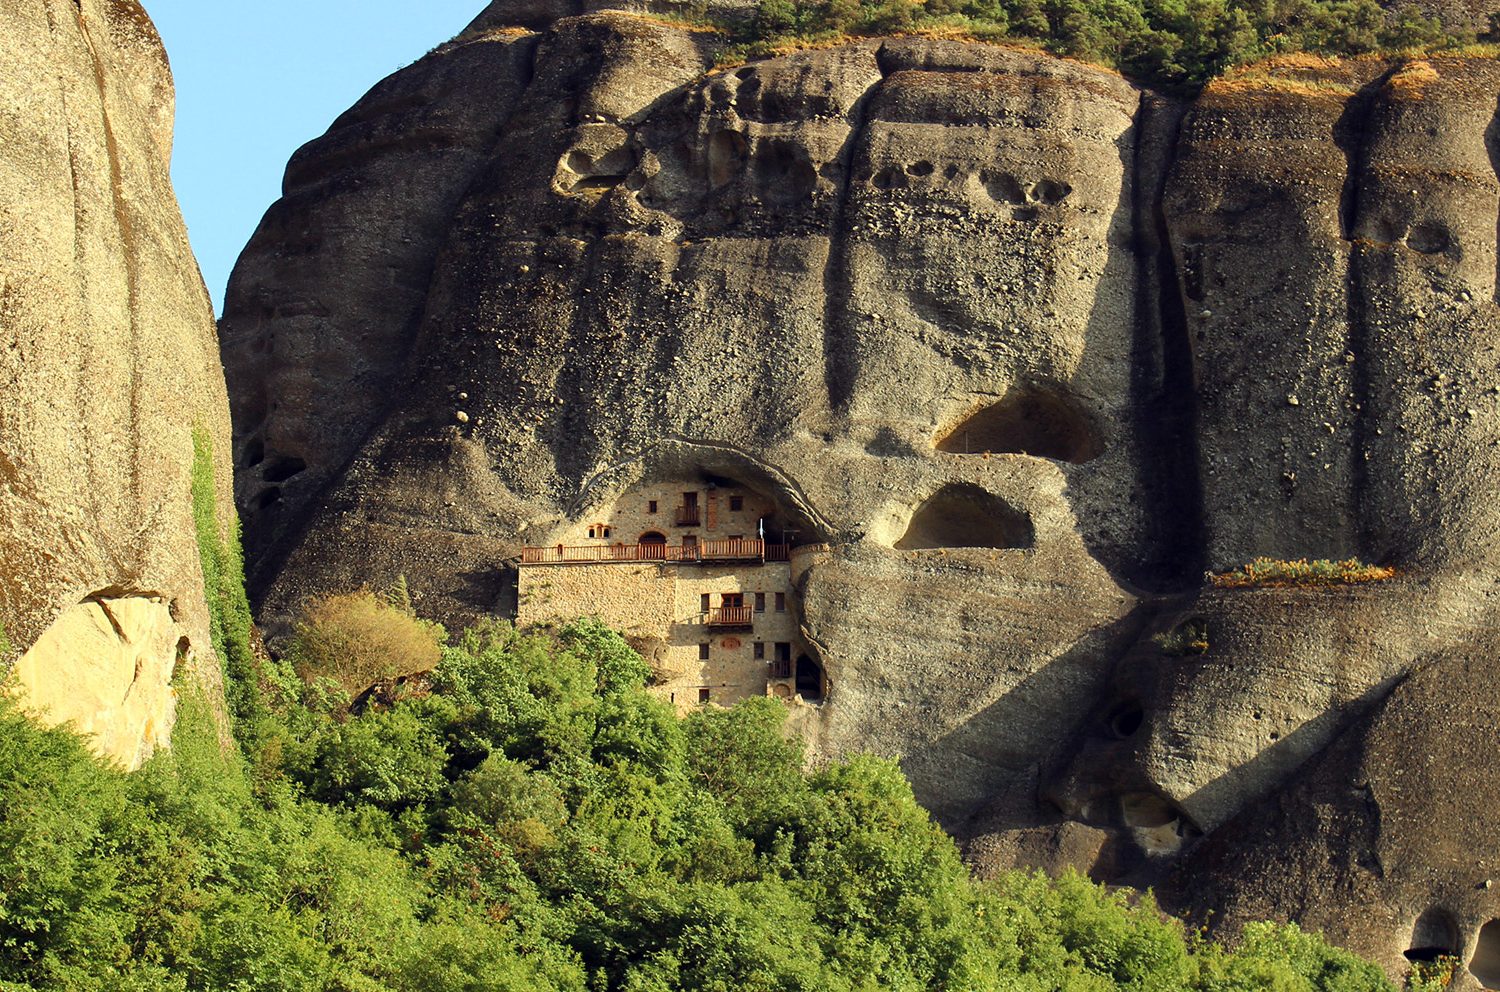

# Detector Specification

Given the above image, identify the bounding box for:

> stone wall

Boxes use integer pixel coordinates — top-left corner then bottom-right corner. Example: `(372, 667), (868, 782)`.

(518, 558), (810, 710)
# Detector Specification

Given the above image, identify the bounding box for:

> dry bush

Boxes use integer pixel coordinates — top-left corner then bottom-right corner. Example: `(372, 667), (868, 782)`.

(290, 586), (445, 701)
(1209, 557), (1396, 589)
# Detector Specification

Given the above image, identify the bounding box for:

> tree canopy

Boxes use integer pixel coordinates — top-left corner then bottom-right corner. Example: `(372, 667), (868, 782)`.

(0, 609), (1400, 992)
(723, 0), (1484, 87)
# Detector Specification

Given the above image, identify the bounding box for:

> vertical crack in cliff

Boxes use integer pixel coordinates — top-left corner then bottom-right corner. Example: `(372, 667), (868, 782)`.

(1131, 95), (1205, 589)
(821, 45), (887, 414)
(1335, 67), (1397, 561)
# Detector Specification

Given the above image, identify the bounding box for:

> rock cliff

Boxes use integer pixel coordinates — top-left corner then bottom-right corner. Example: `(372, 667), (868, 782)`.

(221, 1), (1500, 978)
(0, 0), (236, 768)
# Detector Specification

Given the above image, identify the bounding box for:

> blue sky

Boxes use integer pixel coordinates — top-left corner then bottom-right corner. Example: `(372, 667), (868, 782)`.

(149, 1), (485, 314)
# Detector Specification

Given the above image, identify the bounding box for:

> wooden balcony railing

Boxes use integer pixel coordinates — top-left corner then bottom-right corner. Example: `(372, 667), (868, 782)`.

(674, 504), (701, 526)
(519, 540), (791, 565)
(707, 605), (754, 627)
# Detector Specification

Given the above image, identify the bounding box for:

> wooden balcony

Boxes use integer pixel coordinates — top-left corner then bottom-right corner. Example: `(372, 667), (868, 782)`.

(674, 504), (701, 526)
(519, 539), (791, 565)
(707, 605), (754, 627)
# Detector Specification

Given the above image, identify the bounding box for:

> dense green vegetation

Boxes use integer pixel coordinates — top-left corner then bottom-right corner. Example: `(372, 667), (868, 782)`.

(717, 0), (1490, 87)
(189, 429), (265, 738)
(0, 588), (1399, 991)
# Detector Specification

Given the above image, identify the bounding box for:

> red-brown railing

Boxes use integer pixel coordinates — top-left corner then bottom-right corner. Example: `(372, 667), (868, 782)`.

(519, 540), (790, 565)
(707, 605), (754, 626)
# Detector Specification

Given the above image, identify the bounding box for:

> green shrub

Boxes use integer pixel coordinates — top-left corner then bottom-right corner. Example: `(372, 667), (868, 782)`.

(1155, 617), (1210, 655)
(1406, 954), (1459, 992)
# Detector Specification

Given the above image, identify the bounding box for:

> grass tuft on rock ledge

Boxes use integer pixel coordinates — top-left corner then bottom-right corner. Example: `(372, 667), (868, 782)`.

(1209, 557), (1397, 588)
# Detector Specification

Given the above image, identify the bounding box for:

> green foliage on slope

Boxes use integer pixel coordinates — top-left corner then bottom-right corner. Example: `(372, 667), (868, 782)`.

(0, 604), (1398, 992)
(189, 429), (267, 734)
(719, 0), (1482, 86)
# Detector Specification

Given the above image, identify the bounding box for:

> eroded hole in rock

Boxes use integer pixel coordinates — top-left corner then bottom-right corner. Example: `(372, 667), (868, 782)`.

(753, 139), (816, 202)
(1105, 700), (1145, 740)
(935, 386), (1100, 462)
(907, 160), (934, 177)
(262, 455), (307, 484)
(1407, 222), (1453, 255)
(1117, 794), (1202, 857)
(708, 129), (749, 188)
(1473, 920), (1500, 987)
(1012, 206), (1039, 222)
(240, 437), (265, 468)
(795, 654), (824, 702)
(982, 171), (1026, 204)
(557, 146), (634, 194)
(894, 483), (1033, 550)
(1406, 908), (1460, 963)
(872, 165), (906, 190)
(254, 487), (282, 511)
(1032, 179), (1072, 204)
(1120, 793), (1177, 829)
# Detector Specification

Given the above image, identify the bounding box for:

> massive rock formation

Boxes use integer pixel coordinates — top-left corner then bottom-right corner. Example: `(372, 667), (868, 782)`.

(0, 0), (236, 768)
(221, 1), (1500, 979)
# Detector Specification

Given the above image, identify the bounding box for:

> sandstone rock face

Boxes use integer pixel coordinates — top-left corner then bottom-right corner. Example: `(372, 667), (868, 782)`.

(0, 0), (235, 767)
(222, 2), (1500, 973)
(10, 597), (184, 769)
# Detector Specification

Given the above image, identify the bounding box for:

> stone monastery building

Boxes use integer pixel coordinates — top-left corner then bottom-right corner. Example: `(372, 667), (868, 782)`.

(516, 478), (827, 710)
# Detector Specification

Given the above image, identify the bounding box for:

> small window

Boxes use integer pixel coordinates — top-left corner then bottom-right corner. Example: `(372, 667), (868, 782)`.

(775, 592), (786, 612)
(648, 500), (658, 513)
(754, 642), (765, 660)
(587, 526), (596, 538)
(722, 593), (744, 609)
(700, 593), (710, 612)
(755, 592), (766, 612)
(699, 643), (710, 660)
(729, 495), (743, 511)
(699, 687), (711, 703)
(603, 526), (611, 538)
